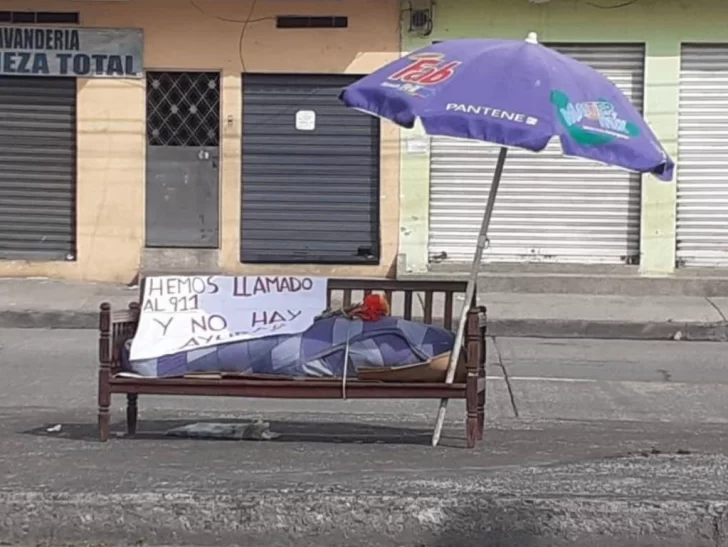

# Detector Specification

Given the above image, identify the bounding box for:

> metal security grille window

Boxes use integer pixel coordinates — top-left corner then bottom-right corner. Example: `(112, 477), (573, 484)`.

(275, 16), (348, 28)
(146, 72), (220, 147)
(0, 11), (80, 24)
(145, 71), (221, 248)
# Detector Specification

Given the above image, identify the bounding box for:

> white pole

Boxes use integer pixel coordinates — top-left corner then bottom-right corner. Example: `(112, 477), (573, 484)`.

(431, 146), (508, 447)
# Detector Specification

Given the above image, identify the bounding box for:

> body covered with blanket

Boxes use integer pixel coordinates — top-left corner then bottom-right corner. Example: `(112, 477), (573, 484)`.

(122, 315), (456, 379)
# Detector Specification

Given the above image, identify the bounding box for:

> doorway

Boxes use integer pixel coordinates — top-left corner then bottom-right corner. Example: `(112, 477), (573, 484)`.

(145, 71), (220, 248)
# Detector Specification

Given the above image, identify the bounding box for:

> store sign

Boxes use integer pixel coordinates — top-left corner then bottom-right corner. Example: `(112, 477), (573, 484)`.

(0, 26), (143, 78)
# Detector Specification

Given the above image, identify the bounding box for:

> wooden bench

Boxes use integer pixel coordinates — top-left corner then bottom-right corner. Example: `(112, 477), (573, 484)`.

(97, 279), (487, 447)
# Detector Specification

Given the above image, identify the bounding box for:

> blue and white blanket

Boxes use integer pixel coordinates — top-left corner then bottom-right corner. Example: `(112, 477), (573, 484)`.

(121, 316), (455, 379)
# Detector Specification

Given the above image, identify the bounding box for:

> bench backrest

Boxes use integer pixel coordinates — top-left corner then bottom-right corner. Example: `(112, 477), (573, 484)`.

(102, 277), (473, 369)
(136, 276), (472, 329)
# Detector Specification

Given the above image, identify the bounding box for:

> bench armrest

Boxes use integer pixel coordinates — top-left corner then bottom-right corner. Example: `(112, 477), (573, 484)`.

(99, 302), (140, 374)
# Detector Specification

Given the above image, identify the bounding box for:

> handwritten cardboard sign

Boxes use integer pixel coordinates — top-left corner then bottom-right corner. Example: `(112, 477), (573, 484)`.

(129, 275), (327, 361)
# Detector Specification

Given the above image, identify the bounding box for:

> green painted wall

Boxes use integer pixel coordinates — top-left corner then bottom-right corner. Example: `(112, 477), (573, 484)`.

(398, 0), (728, 275)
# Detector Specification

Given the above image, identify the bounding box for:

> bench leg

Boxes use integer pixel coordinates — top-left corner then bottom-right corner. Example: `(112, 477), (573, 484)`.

(126, 394), (138, 436)
(98, 408), (110, 442)
(98, 371), (111, 443)
(477, 365), (486, 440)
(466, 373), (478, 449)
(477, 387), (485, 441)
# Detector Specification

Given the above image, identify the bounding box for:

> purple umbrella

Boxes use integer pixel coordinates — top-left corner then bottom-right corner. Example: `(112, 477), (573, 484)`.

(340, 34), (673, 180)
(339, 33), (675, 446)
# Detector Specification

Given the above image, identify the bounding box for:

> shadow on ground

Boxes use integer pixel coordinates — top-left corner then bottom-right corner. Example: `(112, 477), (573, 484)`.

(433, 505), (546, 547)
(21, 418), (471, 448)
(430, 499), (719, 547)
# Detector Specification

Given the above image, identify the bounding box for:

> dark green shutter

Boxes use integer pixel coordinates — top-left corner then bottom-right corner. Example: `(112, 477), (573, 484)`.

(241, 73), (380, 264)
(0, 76), (76, 260)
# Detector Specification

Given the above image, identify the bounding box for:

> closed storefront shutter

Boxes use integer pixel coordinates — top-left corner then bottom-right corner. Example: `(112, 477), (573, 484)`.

(677, 45), (728, 267)
(428, 44), (645, 265)
(0, 76), (76, 260)
(241, 73), (380, 264)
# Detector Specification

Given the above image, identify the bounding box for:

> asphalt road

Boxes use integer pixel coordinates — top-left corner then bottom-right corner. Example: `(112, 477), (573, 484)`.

(1, 329), (728, 546)
(2, 328), (728, 422)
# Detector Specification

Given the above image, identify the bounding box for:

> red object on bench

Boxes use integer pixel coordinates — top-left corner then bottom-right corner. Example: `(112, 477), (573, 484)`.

(97, 278), (487, 447)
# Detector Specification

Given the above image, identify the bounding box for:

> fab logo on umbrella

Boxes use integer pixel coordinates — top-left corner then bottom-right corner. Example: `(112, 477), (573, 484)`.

(380, 53), (461, 98)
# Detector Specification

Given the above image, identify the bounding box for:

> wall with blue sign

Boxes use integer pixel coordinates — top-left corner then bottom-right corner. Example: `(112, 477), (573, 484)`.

(0, 0), (399, 283)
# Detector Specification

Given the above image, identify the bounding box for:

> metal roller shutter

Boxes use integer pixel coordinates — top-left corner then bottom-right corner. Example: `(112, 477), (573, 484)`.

(428, 44), (645, 265)
(677, 45), (728, 267)
(241, 73), (380, 264)
(0, 76), (76, 260)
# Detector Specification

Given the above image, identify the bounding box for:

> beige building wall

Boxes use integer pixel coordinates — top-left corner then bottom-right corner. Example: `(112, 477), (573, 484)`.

(0, 0), (400, 283)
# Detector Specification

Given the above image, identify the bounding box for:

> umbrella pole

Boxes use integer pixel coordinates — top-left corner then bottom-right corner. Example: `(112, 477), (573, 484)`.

(431, 146), (508, 447)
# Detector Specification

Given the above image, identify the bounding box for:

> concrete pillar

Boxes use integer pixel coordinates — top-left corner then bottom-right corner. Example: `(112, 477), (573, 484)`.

(398, 120), (431, 274)
(639, 39), (681, 275)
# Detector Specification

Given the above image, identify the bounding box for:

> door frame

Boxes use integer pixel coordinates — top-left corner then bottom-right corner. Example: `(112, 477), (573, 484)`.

(143, 68), (223, 248)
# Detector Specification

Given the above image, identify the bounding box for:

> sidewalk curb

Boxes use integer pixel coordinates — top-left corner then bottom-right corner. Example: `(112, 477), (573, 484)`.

(0, 489), (722, 547)
(1, 309), (727, 341)
(0, 310), (100, 330)
(488, 318), (728, 342)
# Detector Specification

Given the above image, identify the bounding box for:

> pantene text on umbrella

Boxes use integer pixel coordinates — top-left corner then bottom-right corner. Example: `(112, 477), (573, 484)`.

(446, 103), (539, 126)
